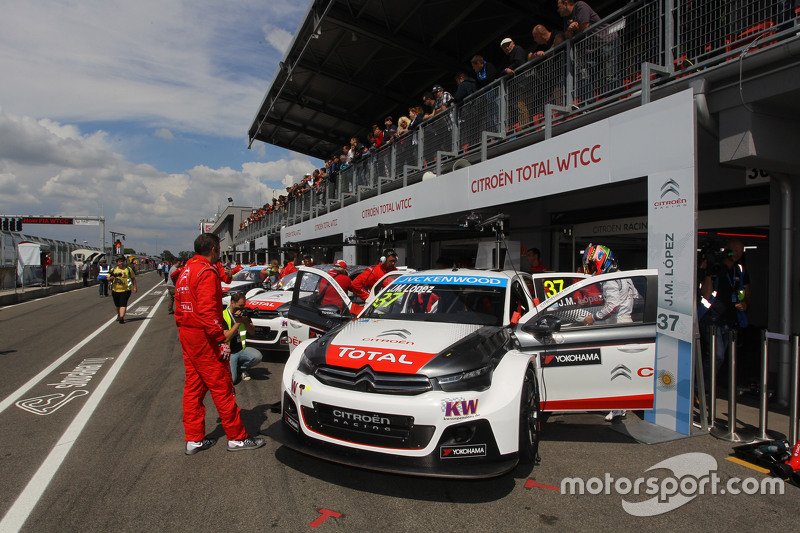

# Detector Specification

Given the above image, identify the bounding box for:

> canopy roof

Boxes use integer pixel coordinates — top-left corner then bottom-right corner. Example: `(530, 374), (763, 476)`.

(248, 0), (623, 161)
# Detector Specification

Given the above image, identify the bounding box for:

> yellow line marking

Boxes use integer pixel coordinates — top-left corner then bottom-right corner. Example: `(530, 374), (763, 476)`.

(726, 456), (770, 474)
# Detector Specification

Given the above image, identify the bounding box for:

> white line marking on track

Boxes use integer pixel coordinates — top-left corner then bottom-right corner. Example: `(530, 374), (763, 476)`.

(0, 283), (163, 415)
(0, 290), (167, 532)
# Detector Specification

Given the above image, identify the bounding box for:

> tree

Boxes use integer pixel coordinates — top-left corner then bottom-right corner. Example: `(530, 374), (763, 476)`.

(178, 250), (192, 261)
(162, 250), (177, 263)
(123, 247), (137, 255)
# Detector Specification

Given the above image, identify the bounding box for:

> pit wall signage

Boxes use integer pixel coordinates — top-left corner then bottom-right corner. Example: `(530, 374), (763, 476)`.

(282, 90), (695, 242)
(645, 165), (696, 436)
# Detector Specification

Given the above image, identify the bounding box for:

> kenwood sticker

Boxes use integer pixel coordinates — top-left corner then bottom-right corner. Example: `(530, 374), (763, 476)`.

(542, 349), (602, 367)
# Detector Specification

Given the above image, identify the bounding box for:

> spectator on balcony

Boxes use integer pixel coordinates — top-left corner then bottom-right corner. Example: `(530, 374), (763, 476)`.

(433, 84), (453, 110)
(396, 116), (411, 136)
(408, 106), (425, 129)
(371, 124), (384, 149)
(558, 0), (600, 39)
(529, 24), (565, 59)
(453, 71), (476, 103)
(421, 92), (436, 119)
(471, 55), (498, 90)
(557, 0), (616, 103)
(384, 116), (396, 138)
(500, 37), (527, 76)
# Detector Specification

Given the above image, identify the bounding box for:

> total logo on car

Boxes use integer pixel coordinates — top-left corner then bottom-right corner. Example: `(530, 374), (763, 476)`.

(269, 267), (658, 478)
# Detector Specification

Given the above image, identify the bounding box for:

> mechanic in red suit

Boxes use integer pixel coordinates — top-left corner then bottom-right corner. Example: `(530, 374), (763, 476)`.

(319, 260), (353, 310)
(352, 249), (398, 300)
(279, 252), (298, 280)
(175, 233), (264, 455)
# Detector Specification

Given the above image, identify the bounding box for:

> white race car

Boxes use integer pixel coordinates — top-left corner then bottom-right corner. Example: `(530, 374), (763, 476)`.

(271, 268), (656, 478)
(243, 265), (409, 351)
(221, 266), (267, 307)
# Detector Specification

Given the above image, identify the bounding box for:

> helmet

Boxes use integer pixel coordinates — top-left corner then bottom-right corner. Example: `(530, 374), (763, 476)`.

(582, 244), (617, 275)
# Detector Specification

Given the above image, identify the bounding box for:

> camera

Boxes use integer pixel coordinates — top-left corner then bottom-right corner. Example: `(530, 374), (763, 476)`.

(698, 239), (731, 278)
(240, 307), (257, 318)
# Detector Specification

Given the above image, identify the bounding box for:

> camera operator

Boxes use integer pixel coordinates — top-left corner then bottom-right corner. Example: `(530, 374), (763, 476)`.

(222, 291), (263, 384)
(698, 238), (751, 389)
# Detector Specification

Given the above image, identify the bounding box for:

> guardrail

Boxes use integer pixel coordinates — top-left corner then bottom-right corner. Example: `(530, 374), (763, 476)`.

(235, 0), (798, 247)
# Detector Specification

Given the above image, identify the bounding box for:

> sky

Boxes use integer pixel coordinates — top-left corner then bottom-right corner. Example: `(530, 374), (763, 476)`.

(0, 0), (320, 256)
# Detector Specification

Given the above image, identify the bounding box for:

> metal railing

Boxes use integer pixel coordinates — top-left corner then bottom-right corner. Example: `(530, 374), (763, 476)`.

(235, 0), (797, 248)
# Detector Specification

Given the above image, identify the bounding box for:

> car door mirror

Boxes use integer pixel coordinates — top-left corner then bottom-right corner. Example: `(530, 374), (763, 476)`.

(524, 314), (562, 335)
(318, 304), (346, 319)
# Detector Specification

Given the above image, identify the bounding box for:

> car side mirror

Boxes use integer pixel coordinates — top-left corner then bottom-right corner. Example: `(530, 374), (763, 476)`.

(318, 304), (346, 319)
(524, 314), (562, 335)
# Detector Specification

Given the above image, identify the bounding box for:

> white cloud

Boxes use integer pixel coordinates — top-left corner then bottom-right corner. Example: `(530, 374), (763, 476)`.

(0, 0), (306, 138)
(0, 109), (317, 254)
(154, 128), (174, 140)
(0, 1), (315, 255)
(263, 25), (294, 55)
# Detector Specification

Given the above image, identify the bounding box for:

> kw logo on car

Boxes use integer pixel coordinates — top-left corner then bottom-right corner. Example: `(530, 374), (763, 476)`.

(542, 349), (602, 367)
(440, 444), (487, 459)
(327, 345), (436, 372)
(442, 398), (479, 419)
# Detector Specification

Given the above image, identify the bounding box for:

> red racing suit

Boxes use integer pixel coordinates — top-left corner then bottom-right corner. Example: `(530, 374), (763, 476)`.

(319, 270), (353, 310)
(351, 262), (396, 300)
(175, 254), (247, 442)
(279, 261), (297, 279)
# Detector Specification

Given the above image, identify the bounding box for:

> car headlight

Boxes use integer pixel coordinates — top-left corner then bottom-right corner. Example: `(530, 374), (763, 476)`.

(435, 365), (492, 392)
(298, 353), (315, 375)
(275, 302), (290, 318)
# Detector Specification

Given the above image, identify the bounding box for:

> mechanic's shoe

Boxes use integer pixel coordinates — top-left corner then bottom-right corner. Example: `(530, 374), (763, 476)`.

(605, 410), (626, 422)
(241, 371), (251, 381)
(227, 436), (266, 452)
(185, 438), (217, 455)
(119, 317), (125, 324)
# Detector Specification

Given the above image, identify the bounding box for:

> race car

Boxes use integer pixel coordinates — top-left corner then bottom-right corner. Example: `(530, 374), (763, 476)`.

(271, 268), (657, 478)
(243, 264), (409, 351)
(221, 266), (267, 306)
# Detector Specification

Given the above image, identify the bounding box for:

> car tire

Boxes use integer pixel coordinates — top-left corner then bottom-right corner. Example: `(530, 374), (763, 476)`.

(518, 365), (541, 464)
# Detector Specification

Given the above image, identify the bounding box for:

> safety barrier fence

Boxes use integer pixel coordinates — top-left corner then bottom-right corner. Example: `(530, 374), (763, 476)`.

(1, 262), (157, 292)
(705, 327), (800, 445)
(235, 0), (798, 247)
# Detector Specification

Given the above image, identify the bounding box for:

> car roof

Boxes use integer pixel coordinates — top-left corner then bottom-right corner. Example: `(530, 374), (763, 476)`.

(392, 268), (517, 281)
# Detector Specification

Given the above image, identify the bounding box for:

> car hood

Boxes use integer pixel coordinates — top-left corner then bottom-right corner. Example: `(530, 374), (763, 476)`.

(307, 319), (512, 375)
(246, 290), (292, 310)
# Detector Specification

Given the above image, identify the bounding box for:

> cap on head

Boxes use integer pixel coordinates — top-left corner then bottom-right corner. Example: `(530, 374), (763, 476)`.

(432, 84), (443, 93)
(501, 37), (513, 47)
(334, 260), (347, 270)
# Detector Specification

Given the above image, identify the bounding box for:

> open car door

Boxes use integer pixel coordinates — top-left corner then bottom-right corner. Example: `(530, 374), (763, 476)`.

(286, 267), (356, 335)
(517, 269), (658, 412)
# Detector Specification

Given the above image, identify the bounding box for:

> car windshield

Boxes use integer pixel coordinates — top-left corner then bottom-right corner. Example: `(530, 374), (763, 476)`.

(360, 278), (506, 326)
(232, 269), (258, 282)
(274, 269), (323, 291)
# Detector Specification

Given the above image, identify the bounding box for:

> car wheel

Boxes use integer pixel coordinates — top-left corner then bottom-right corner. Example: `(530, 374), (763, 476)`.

(518, 365), (541, 464)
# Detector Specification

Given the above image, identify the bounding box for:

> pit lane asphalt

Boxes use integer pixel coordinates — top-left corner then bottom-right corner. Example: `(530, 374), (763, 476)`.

(1, 271), (798, 532)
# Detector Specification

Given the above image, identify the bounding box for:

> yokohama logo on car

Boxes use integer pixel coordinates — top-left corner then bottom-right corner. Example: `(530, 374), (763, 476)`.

(440, 444), (487, 459)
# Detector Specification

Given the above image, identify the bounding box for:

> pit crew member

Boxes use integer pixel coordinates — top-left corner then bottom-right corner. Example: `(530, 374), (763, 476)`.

(351, 249), (398, 300)
(175, 233), (265, 455)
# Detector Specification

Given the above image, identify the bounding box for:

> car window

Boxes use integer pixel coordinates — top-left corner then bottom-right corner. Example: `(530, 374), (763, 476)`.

(293, 270), (349, 313)
(361, 276), (507, 326)
(530, 275), (585, 303)
(232, 270), (255, 282)
(535, 275), (648, 329)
